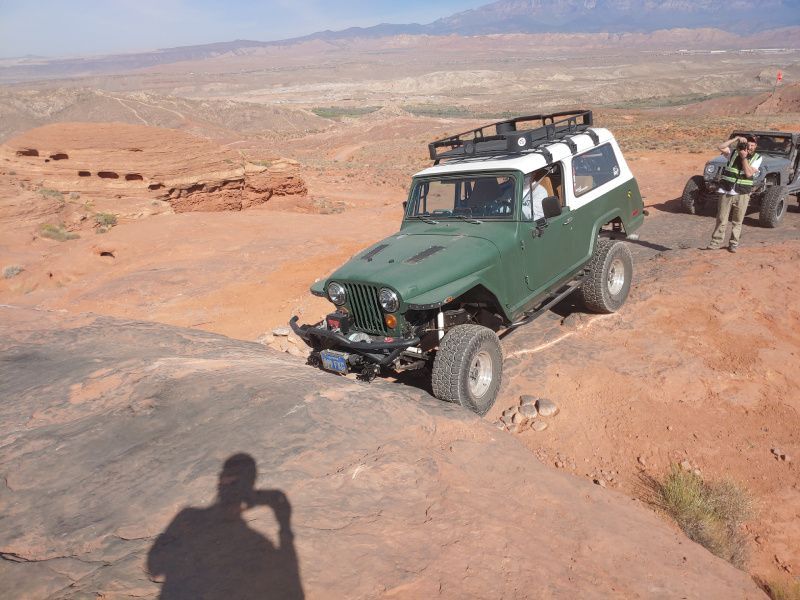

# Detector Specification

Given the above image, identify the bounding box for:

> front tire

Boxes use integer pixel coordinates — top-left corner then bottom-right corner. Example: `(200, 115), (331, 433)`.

(432, 324), (502, 416)
(681, 175), (706, 215)
(758, 185), (788, 228)
(578, 239), (633, 313)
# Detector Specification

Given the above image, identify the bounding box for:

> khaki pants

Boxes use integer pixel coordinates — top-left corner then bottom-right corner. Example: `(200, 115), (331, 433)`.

(710, 193), (749, 249)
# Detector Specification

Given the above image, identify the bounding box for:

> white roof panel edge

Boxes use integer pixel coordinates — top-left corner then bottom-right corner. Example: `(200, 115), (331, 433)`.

(414, 128), (614, 177)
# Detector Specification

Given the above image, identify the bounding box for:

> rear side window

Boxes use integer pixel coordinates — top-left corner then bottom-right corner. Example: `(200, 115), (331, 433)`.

(572, 143), (620, 197)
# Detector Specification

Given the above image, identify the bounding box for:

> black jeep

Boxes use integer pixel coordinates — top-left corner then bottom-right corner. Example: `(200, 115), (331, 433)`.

(681, 131), (800, 227)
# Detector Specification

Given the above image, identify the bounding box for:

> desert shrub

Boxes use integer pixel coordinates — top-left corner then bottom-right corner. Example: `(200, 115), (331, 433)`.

(40, 223), (79, 241)
(39, 188), (65, 202)
(69, 192), (80, 200)
(94, 213), (117, 227)
(3, 265), (23, 279)
(764, 580), (800, 600)
(655, 464), (753, 568)
(311, 106), (380, 119)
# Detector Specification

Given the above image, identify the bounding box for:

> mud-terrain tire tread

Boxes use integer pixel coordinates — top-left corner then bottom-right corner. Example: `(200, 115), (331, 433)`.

(758, 184), (788, 228)
(578, 239), (633, 314)
(431, 324), (502, 416)
(681, 175), (705, 215)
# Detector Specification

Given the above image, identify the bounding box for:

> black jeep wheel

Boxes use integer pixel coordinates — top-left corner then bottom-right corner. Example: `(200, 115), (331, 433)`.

(681, 175), (706, 215)
(431, 324), (502, 416)
(758, 185), (789, 228)
(579, 239), (633, 314)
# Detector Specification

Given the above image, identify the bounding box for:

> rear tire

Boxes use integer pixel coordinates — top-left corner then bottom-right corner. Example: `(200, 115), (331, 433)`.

(681, 175), (706, 215)
(579, 239), (633, 314)
(758, 185), (788, 228)
(432, 324), (502, 416)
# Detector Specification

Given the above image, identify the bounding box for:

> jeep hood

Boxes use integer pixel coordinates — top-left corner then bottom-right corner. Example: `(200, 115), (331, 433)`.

(324, 230), (501, 305)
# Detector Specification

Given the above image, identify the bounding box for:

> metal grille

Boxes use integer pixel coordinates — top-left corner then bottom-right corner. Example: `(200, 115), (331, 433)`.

(344, 283), (388, 336)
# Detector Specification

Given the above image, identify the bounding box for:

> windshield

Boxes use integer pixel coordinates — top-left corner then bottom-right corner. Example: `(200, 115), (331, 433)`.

(734, 133), (792, 155)
(407, 174), (517, 220)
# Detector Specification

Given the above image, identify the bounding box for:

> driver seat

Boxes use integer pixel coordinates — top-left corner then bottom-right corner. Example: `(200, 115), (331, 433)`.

(468, 178), (501, 214)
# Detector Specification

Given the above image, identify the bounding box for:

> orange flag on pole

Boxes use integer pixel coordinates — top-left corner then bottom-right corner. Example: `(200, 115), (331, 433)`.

(777, 70), (783, 83)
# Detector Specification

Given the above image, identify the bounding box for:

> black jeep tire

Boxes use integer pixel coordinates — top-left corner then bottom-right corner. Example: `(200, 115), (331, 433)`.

(758, 185), (788, 228)
(432, 324), (502, 416)
(681, 175), (706, 215)
(579, 239), (633, 314)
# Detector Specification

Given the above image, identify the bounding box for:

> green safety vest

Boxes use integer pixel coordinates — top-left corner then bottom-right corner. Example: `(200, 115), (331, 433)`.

(720, 151), (760, 192)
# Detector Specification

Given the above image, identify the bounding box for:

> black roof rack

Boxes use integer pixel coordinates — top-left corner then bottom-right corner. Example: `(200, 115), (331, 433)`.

(428, 109), (594, 162)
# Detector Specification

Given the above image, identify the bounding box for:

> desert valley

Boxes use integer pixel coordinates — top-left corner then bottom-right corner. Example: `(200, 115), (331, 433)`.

(1, 1), (800, 598)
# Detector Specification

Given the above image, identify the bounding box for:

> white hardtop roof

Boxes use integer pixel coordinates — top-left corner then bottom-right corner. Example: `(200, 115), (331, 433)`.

(414, 127), (615, 178)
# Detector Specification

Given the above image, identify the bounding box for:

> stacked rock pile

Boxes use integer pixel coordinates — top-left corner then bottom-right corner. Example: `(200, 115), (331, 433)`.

(496, 395), (559, 434)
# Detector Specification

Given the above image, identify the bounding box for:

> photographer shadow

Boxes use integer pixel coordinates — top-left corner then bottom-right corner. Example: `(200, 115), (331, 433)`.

(147, 453), (304, 600)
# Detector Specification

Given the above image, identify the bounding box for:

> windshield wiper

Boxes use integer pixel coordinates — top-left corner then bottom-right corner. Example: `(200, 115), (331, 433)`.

(411, 215), (439, 224)
(456, 215), (482, 224)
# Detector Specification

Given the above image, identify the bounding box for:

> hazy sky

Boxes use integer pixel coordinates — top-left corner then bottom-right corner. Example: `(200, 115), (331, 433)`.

(0, 0), (489, 58)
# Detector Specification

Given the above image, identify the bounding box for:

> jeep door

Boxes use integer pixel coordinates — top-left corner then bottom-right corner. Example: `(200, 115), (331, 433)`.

(517, 163), (578, 296)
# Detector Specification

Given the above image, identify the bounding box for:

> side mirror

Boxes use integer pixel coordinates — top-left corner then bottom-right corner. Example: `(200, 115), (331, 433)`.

(542, 196), (562, 219)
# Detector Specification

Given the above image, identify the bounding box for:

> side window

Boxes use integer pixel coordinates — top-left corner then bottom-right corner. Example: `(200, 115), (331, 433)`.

(522, 164), (563, 220)
(572, 143), (620, 197)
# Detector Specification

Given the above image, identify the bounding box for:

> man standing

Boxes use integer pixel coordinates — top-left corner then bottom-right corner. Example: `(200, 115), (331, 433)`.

(706, 134), (762, 252)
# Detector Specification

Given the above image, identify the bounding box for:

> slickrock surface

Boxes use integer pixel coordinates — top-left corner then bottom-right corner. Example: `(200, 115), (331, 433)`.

(0, 306), (765, 599)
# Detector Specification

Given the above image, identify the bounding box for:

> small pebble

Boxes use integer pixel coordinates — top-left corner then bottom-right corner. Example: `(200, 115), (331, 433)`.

(502, 407), (517, 419)
(637, 456), (647, 467)
(667, 425), (673, 431)
(519, 395), (537, 407)
(519, 404), (538, 419)
(531, 420), (548, 432)
(272, 327), (291, 336)
(593, 478), (607, 488)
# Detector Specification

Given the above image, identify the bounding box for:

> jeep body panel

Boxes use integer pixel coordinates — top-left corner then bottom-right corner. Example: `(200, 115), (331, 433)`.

(322, 227), (506, 314)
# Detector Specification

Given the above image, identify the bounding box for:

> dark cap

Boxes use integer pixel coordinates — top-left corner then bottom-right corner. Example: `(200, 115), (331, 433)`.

(743, 134), (758, 143)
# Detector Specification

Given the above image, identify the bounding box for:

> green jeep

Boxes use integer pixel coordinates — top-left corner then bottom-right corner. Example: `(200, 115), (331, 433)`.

(291, 110), (645, 414)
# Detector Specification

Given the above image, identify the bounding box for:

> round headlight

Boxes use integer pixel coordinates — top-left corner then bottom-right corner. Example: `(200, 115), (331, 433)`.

(327, 282), (346, 306)
(379, 288), (399, 313)
(705, 165), (716, 174)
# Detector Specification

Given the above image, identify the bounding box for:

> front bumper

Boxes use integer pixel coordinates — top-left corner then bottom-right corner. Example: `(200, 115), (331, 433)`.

(289, 316), (420, 365)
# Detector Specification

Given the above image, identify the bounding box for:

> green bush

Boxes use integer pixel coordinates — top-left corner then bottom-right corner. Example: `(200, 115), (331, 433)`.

(311, 106), (380, 119)
(40, 223), (79, 242)
(655, 464), (752, 568)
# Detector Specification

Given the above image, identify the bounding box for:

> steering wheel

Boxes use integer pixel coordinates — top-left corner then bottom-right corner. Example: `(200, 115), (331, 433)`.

(486, 198), (512, 215)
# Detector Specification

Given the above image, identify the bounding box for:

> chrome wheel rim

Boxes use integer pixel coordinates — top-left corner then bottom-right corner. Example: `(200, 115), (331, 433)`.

(468, 350), (493, 398)
(607, 257), (625, 295)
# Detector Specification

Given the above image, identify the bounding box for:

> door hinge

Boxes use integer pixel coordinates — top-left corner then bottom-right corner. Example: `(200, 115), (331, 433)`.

(520, 239), (525, 250)
(524, 275), (530, 285)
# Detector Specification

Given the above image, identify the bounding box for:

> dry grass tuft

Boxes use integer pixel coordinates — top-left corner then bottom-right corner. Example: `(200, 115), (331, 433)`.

(763, 579), (800, 600)
(3, 265), (24, 278)
(655, 464), (753, 568)
(40, 223), (79, 242)
(94, 212), (118, 227)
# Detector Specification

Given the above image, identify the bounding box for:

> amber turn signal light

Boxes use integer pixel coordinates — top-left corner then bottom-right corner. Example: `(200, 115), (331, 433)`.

(384, 314), (397, 329)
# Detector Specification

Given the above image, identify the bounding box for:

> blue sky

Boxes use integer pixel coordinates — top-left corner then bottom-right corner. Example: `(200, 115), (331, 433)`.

(0, 0), (489, 58)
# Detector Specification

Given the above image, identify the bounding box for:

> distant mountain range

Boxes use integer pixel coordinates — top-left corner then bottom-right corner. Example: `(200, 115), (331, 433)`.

(1, 0), (798, 82)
